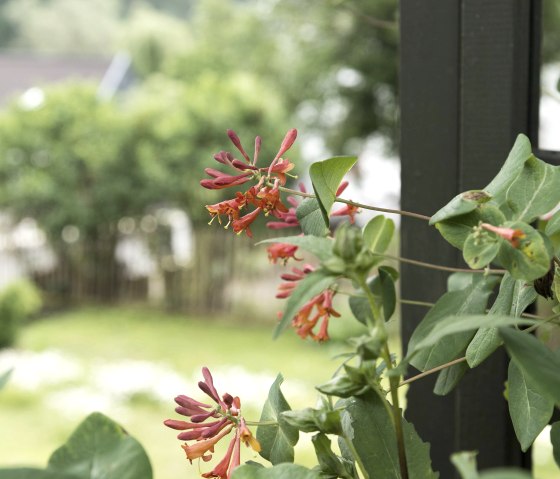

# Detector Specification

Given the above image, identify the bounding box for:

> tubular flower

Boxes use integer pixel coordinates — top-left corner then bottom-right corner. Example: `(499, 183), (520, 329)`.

(480, 223), (526, 248)
(291, 289), (341, 342)
(275, 266), (340, 341)
(164, 367), (260, 479)
(267, 242), (301, 265)
(203, 129), (299, 236)
(232, 208), (261, 238)
(206, 193), (247, 227)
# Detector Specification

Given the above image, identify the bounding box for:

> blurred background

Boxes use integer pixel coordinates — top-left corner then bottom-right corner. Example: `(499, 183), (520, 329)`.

(0, 0), (558, 477)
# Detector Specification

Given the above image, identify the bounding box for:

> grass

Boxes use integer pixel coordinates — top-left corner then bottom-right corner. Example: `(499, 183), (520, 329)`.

(0, 305), (356, 479)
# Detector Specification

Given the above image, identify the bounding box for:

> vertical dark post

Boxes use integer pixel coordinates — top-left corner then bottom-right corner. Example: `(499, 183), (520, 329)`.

(400, 1), (536, 476)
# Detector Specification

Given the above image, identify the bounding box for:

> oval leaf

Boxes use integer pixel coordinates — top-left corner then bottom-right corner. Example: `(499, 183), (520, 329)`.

(256, 374), (299, 465)
(296, 198), (329, 236)
(508, 360), (554, 452)
(232, 463), (320, 479)
(363, 215), (395, 255)
(463, 232), (500, 269)
(309, 156), (357, 226)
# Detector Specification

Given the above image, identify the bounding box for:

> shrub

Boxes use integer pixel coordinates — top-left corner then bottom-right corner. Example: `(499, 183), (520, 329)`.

(0, 280), (42, 348)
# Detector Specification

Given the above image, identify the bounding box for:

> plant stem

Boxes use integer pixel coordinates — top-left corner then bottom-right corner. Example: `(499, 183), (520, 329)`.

(277, 186), (431, 221)
(343, 433), (370, 479)
(399, 298), (435, 308)
(398, 357), (467, 388)
(245, 420), (278, 426)
(358, 278), (409, 479)
(382, 253), (506, 275)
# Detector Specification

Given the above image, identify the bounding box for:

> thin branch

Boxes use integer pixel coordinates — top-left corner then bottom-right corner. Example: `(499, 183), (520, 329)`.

(382, 253), (506, 275)
(277, 186), (431, 222)
(398, 357), (467, 388)
(399, 298), (435, 308)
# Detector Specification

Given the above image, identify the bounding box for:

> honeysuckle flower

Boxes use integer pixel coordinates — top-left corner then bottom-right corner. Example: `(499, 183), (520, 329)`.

(267, 242), (301, 264)
(164, 367), (260, 479)
(480, 223), (526, 248)
(291, 289), (340, 342)
(266, 193), (301, 229)
(232, 208), (261, 237)
(200, 169), (253, 190)
(274, 265), (340, 341)
(330, 203), (360, 224)
(275, 264), (315, 299)
(206, 193), (247, 226)
(203, 129), (299, 236)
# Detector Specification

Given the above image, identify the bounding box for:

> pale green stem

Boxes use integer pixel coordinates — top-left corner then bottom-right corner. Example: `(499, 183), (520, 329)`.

(343, 433), (370, 479)
(358, 278), (409, 479)
(245, 420), (278, 426)
(382, 253), (506, 275)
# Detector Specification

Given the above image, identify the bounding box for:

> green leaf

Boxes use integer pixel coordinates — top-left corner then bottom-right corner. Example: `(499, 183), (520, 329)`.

(507, 360), (554, 451)
(484, 134), (533, 204)
(256, 374), (298, 465)
(406, 315), (535, 362)
(363, 215), (395, 255)
(46, 412), (152, 479)
(479, 471), (532, 479)
(372, 267), (398, 321)
(274, 268), (335, 338)
(451, 451), (532, 479)
(312, 433), (354, 479)
(435, 204), (505, 249)
(407, 275), (499, 371)
(506, 155), (560, 223)
(550, 421), (560, 468)
(296, 198), (329, 236)
(0, 413), (153, 479)
(466, 273), (537, 367)
(0, 469), (75, 479)
(451, 451), (479, 479)
(339, 392), (438, 479)
(309, 156), (357, 226)
(231, 463), (320, 479)
(0, 368), (12, 391)
(496, 221), (552, 281)
(463, 232), (500, 269)
(430, 190), (492, 225)
(501, 327), (560, 404)
(257, 235), (333, 262)
(545, 209), (560, 236)
(433, 362), (469, 396)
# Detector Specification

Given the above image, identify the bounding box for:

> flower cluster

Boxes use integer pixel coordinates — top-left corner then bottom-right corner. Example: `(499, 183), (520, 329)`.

(164, 367), (260, 479)
(201, 129), (297, 237)
(276, 265), (340, 342)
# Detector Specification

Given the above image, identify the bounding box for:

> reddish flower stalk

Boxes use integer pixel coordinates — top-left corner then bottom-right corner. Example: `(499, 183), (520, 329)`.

(480, 223), (526, 248)
(164, 367), (260, 479)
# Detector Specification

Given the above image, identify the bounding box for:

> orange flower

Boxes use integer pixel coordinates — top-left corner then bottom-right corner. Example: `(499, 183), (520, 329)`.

(267, 243), (301, 265)
(181, 424), (234, 463)
(480, 223), (526, 248)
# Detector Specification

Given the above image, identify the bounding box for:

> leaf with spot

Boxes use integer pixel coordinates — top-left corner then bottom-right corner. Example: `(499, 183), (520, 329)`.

(430, 190), (492, 225)
(496, 221), (552, 281)
(506, 155), (560, 223)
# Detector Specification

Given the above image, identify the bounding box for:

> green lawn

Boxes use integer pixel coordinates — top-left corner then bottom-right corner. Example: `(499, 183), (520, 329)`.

(1, 305), (558, 479)
(0, 305), (358, 479)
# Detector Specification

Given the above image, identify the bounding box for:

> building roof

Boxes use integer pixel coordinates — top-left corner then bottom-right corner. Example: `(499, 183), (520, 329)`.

(0, 52), (112, 105)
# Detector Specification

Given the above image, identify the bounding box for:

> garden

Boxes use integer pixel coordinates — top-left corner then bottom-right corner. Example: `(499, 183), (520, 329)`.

(1, 1), (560, 479)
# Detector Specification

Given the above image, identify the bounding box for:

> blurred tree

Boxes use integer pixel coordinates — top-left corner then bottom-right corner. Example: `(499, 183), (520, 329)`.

(0, 77), (291, 305)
